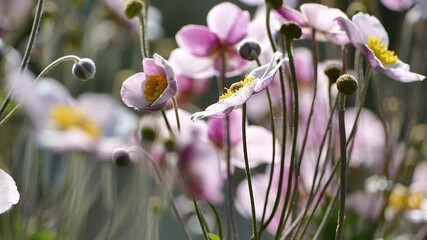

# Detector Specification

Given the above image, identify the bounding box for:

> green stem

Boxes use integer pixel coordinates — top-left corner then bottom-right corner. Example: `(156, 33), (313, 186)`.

(0, 0), (45, 118)
(193, 198), (209, 240)
(335, 93), (348, 240)
(138, 12), (149, 59)
(242, 103), (259, 240)
(266, 6), (277, 52)
(209, 202), (223, 240)
(161, 109), (174, 139)
(275, 36), (299, 239)
(172, 97), (181, 132)
(259, 26), (288, 237)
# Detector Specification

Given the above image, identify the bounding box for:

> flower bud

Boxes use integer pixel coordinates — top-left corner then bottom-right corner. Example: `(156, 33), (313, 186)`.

(265, 0), (283, 10)
(238, 39), (261, 61)
(112, 147), (132, 166)
(280, 22), (302, 40)
(336, 74), (358, 96)
(72, 58), (96, 81)
(141, 126), (157, 143)
(124, 0), (144, 19)
(323, 64), (342, 85)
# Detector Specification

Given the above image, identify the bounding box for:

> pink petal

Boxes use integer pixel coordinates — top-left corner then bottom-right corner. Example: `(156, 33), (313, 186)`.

(142, 58), (165, 76)
(336, 16), (365, 51)
(207, 2), (249, 45)
(352, 13), (389, 47)
(380, 0), (413, 11)
(120, 73), (151, 110)
(301, 4), (347, 33)
(207, 109), (242, 147)
(176, 25), (220, 56)
(275, 6), (308, 27)
(169, 48), (216, 79)
(0, 169), (19, 214)
(380, 61), (426, 82)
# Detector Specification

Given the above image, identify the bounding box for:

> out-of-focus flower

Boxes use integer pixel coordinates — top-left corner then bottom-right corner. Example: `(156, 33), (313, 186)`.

(17, 78), (137, 159)
(174, 2), (250, 78)
(0, 0), (34, 37)
(276, 3), (350, 45)
(380, 0), (413, 11)
(207, 109), (279, 169)
(336, 13), (425, 82)
(239, 0), (297, 7)
(0, 169), (19, 214)
(121, 53), (177, 111)
(191, 52), (287, 120)
(103, 0), (164, 40)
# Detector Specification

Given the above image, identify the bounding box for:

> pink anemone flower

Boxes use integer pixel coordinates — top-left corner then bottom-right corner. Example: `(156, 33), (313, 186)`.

(191, 52), (287, 120)
(174, 2), (251, 78)
(121, 53), (177, 111)
(0, 169), (19, 214)
(336, 13), (425, 82)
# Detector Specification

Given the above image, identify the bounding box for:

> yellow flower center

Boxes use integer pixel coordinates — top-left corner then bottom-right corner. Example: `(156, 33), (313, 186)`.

(388, 186), (424, 210)
(367, 36), (398, 65)
(219, 75), (256, 100)
(144, 75), (168, 103)
(50, 105), (100, 139)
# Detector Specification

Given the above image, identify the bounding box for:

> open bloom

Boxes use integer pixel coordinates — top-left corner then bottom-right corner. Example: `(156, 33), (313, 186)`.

(276, 3), (350, 45)
(336, 13), (425, 82)
(174, 2), (250, 78)
(191, 52), (287, 120)
(16, 78), (137, 159)
(121, 53), (177, 111)
(0, 169), (19, 214)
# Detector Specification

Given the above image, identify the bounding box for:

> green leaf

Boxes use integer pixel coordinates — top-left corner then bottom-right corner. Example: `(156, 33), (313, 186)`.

(207, 232), (220, 240)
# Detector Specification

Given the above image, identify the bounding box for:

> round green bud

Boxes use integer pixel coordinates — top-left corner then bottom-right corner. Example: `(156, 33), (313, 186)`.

(112, 148), (132, 166)
(124, 0), (143, 19)
(346, 2), (367, 18)
(280, 22), (302, 40)
(72, 58), (96, 81)
(164, 138), (175, 152)
(238, 39), (261, 61)
(141, 127), (157, 143)
(336, 74), (358, 96)
(265, 0), (283, 10)
(323, 64), (342, 85)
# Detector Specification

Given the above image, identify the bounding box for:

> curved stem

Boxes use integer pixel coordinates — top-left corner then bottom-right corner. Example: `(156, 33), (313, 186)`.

(0, 0), (45, 118)
(0, 55), (82, 125)
(242, 103), (259, 240)
(335, 93), (348, 240)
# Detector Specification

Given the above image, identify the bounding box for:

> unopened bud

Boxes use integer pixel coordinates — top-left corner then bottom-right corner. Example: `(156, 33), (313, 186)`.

(336, 74), (358, 95)
(124, 0), (143, 19)
(265, 0), (283, 10)
(141, 126), (157, 142)
(324, 64), (342, 85)
(280, 22), (302, 40)
(238, 39), (261, 61)
(72, 58), (96, 81)
(112, 148), (132, 166)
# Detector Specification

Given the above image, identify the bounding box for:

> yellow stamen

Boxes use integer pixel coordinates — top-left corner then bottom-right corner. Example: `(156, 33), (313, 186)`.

(367, 36), (398, 65)
(50, 105), (100, 138)
(219, 75), (256, 100)
(144, 75), (168, 103)
(388, 186), (424, 210)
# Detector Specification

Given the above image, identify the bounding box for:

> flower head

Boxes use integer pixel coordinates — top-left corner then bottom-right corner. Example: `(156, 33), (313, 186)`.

(174, 2), (251, 78)
(276, 3), (350, 45)
(191, 52), (287, 120)
(336, 13), (425, 82)
(121, 53), (177, 111)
